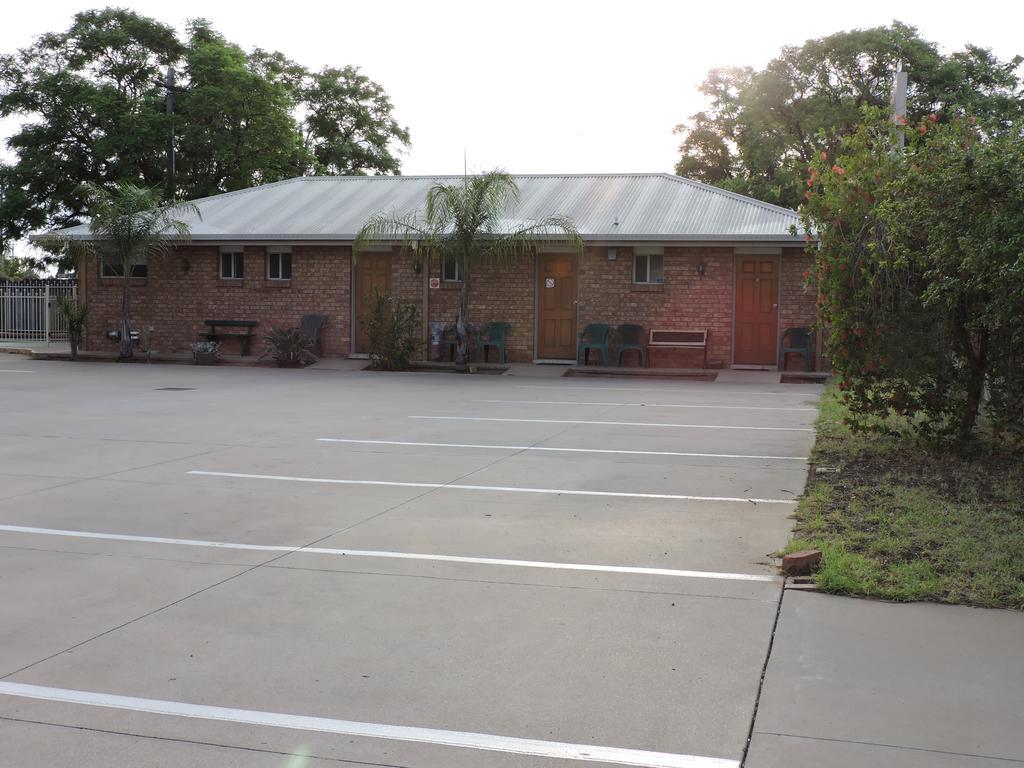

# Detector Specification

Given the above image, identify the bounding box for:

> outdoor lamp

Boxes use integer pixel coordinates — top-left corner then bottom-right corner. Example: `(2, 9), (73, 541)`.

(696, 261), (707, 278)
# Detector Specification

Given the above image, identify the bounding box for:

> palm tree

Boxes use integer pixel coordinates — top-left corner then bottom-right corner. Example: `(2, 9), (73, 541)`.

(80, 183), (198, 359)
(354, 170), (583, 369)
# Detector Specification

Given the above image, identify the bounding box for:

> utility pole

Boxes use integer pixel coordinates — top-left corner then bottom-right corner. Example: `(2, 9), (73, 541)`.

(165, 67), (176, 198)
(891, 61), (908, 150)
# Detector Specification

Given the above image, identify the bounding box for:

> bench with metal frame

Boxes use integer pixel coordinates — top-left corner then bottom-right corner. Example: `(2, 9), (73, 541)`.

(647, 328), (708, 368)
(201, 319), (259, 356)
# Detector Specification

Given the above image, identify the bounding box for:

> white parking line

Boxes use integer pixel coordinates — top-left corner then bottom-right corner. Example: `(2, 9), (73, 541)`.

(411, 416), (814, 432)
(0, 369), (34, 373)
(187, 470), (797, 505)
(317, 438), (809, 461)
(0, 682), (738, 768)
(0, 525), (778, 582)
(474, 399), (816, 413)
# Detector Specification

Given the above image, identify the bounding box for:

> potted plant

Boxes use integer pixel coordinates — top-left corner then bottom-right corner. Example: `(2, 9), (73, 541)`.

(191, 340), (220, 365)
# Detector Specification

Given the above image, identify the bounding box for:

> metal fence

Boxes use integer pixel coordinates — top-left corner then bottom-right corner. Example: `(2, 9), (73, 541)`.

(0, 279), (78, 343)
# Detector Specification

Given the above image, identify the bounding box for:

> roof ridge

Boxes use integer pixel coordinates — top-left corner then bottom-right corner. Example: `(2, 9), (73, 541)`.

(290, 172), (680, 181)
(657, 174), (799, 219)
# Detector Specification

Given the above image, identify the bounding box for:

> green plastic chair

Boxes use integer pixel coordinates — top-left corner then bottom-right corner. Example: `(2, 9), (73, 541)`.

(577, 323), (611, 366)
(779, 327), (814, 371)
(475, 322), (510, 363)
(615, 324), (645, 367)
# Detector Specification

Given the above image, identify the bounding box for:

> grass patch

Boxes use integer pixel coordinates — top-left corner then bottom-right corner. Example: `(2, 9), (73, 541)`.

(787, 382), (1024, 609)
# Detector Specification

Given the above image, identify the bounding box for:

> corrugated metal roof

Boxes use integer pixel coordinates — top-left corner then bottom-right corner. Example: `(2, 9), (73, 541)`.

(45, 173), (803, 243)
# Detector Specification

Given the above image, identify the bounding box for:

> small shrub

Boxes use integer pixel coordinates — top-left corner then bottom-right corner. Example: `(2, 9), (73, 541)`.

(362, 288), (420, 371)
(264, 327), (317, 367)
(55, 295), (88, 361)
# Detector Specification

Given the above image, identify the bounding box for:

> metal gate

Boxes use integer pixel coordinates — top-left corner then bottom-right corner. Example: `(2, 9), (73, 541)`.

(0, 279), (78, 343)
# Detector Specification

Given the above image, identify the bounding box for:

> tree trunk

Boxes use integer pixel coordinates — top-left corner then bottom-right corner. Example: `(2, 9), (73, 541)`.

(454, 274), (470, 372)
(958, 330), (987, 442)
(119, 277), (133, 359)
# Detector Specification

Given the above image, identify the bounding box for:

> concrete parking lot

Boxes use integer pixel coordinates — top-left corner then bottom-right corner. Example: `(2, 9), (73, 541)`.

(0, 357), (820, 767)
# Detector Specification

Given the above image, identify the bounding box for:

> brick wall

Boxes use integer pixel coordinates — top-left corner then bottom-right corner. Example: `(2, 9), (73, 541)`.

(579, 246), (735, 367)
(80, 241), (818, 367)
(80, 244), (352, 357)
(779, 247), (817, 370)
(419, 253), (537, 363)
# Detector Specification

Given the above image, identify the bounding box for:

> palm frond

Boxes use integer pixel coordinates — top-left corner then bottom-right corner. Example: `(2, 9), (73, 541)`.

(482, 215), (585, 265)
(353, 211), (433, 262)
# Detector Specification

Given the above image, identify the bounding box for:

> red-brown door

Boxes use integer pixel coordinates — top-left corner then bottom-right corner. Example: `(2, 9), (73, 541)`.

(537, 253), (577, 359)
(734, 257), (779, 365)
(354, 253), (392, 353)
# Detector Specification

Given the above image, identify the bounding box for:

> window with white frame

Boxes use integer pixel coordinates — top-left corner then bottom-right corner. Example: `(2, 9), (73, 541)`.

(633, 249), (664, 284)
(442, 254), (462, 282)
(220, 251), (244, 279)
(267, 250), (292, 281)
(100, 254), (147, 278)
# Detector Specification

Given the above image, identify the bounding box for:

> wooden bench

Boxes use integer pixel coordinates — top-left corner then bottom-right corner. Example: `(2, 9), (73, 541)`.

(647, 328), (708, 368)
(201, 319), (258, 356)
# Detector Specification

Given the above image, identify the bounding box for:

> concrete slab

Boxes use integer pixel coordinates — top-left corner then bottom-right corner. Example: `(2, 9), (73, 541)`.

(0, 477), (396, 546)
(746, 591), (1024, 767)
(0, 359), (825, 767)
(0, 472), (77, 500)
(0, 547), (248, 675)
(4, 565), (778, 763)
(746, 732), (1024, 768)
(0, 717), (359, 768)
(0, 434), (222, 479)
(0, 706), (722, 768)
(310, 493), (792, 576)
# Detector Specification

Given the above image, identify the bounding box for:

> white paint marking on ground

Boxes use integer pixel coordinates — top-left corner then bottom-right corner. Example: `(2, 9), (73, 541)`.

(0, 682), (738, 768)
(410, 415), (814, 433)
(0, 525), (777, 582)
(317, 437), (809, 462)
(474, 399), (816, 413)
(517, 384), (816, 397)
(187, 470), (797, 505)
(0, 369), (34, 373)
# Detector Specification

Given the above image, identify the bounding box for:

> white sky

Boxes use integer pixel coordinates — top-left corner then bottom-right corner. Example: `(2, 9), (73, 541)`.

(1, 0), (1022, 177)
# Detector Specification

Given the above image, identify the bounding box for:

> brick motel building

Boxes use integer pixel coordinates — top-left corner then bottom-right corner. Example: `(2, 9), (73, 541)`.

(56, 174), (817, 369)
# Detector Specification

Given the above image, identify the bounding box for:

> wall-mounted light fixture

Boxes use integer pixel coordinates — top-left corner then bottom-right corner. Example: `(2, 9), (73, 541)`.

(181, 255), (190, 273)
(412, 259), (423, 274)
(607, 248), (617, 261)
(696, 261), (707, 278)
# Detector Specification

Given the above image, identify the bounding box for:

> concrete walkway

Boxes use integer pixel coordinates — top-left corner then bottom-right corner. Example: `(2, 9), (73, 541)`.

(747, 590), (1024, 767)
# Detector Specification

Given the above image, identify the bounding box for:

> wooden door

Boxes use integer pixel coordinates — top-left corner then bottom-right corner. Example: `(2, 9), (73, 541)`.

(537, 253), (577, 359)
(734, 256), (779, 366)
(354, 253), (392, 353)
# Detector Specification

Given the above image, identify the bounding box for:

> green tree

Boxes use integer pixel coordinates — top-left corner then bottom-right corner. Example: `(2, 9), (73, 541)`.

(77, 182), (197, 359)
(800, 110), (1024, 444)
(675, 22), (1024, 208)
(302, 66), (410, 175)
(355, 171), (583, 370)
(1, 9), (410, 257)
(174, 21), (309, 198)
(0, 254), (40, 280)
(0, 8), (180, 242)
